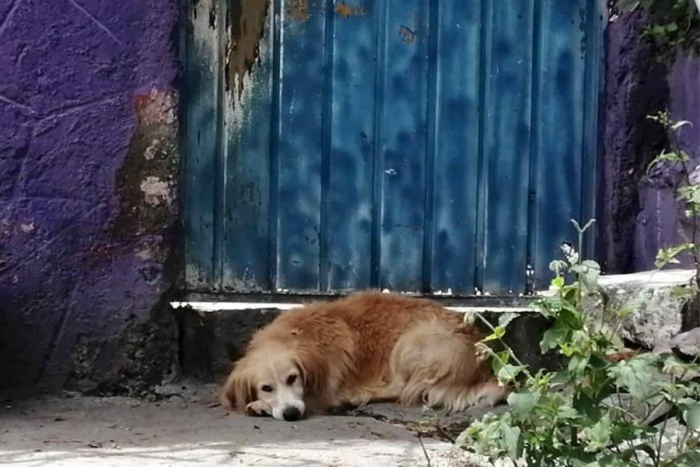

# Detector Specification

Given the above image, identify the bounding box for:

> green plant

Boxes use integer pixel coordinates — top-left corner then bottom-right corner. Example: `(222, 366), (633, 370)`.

(612, 0), (700, 56)
(459, 219), (700, 466)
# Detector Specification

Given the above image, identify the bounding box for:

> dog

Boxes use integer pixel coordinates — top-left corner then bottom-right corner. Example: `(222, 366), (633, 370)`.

(220, 291), (508, 421)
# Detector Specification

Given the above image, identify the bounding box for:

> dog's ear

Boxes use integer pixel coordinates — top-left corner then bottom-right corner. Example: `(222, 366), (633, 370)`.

(220, 359), (256, 411)
(294, 349), (327, 397)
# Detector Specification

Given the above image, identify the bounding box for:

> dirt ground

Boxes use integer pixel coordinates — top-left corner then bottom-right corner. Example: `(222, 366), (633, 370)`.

(0, 384), (500, 467)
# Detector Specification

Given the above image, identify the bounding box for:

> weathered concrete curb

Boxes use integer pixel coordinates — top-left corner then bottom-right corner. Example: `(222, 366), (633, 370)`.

(584, 269), (698, 350)
(176, 305), (556, 383)
(178, 269), (700, 383)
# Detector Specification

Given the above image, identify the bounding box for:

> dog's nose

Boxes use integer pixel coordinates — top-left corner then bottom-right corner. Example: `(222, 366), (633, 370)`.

(282, 406), (302, 421)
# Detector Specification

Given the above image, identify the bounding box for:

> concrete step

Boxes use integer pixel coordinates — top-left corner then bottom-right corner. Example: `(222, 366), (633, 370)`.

(172, 297), (556, 383)
(173, 269), (699, 383)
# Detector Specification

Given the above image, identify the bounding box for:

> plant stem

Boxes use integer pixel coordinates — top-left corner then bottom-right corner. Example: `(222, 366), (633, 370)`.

(473, 312), (533, 379)
(666, 116), (700, 341)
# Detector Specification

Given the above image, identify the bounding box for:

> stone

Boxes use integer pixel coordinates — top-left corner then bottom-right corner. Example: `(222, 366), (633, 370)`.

(584, 269), (696, 350)
(670, 327), (700, 359)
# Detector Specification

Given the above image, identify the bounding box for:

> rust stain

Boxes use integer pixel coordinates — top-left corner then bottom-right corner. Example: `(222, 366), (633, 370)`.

(226, 0), (271, 99)
(335, 2), (364, 18)
(398, 25), (416, 45)
(399, 10), (420, 45)
(287, 0), (309, 22)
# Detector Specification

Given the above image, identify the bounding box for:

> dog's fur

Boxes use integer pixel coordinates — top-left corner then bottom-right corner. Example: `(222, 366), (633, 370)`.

(220, 291), (508, 421)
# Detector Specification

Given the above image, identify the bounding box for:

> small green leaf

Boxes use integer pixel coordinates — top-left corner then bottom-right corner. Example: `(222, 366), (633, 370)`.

(589, 354), (611, 371)
(481, 326), (505, 343)
(568, 355), (590, 376)
(647, 149), (689, 174)
(675, 451), (700, 466)
(558, 307), (583, 331)
(580, 415), (612, 452)
(655, 243), (694, 269)
(552, 275), (565, 288)
(671, 119), (692, 131)
(651, 24), (667, 35)
(608, 357), (657, 401)
(498, 312), (518, 329)
(571, 260), (601, 288)
(507, 391), (540, 419)
(503, 425), (522, 459)
(497, 364), (526, 383)
(670, 285), (695, 299)
(685, 403), (700, 430)
(540, 327), (569, 353)
(677, 185), (700, 204)
(616, 0), (641, 12)
(491, 350), (510, 375)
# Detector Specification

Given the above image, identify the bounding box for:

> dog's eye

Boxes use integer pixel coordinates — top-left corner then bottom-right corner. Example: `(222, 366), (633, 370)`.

(286, 374), (297, 385)
(261, 384), (273, 393)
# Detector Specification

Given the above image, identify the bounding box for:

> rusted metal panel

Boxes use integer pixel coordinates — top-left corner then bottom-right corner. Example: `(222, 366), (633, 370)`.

(184, 0), (605, 296)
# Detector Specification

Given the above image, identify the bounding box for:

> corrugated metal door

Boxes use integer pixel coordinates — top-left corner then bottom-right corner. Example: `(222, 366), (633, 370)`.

(183, 0), (604, 296)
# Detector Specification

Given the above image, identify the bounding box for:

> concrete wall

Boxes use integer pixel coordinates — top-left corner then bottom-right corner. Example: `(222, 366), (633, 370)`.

(0, 0), (181, 395)
(600, 12), (700, 274)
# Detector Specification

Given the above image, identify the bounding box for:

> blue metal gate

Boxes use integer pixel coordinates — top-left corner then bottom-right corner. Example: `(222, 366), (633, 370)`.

(183, 0), (604, 296)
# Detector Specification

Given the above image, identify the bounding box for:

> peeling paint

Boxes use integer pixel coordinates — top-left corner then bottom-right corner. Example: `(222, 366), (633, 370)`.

(287, 0), (309, 22)
(399, 11), (420, 45)
(144, 139), (160, 160)
(226, 0), (271, 99)
(399, 25), (416, 44)
(112, 88), (179, 240)
(134, 89), (176, 126)
(335, 2), (364, 18)
(136, 248), (155, 260)
(19, 223), (35, 233)
(140, 176), (173, 206)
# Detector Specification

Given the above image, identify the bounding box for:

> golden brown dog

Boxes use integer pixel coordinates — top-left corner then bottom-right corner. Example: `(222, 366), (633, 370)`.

(220, 291), (507, 421)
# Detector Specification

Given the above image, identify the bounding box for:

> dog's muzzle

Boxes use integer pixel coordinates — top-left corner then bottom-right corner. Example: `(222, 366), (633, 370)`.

(282, 406), (302, 422)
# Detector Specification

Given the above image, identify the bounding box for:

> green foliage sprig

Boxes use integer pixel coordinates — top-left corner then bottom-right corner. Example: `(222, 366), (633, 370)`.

(612, 0), (700, 56)
(459, 217), (700, 466)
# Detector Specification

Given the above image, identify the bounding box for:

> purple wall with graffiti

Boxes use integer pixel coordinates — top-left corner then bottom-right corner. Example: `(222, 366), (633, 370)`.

(0, 0), (180, 394)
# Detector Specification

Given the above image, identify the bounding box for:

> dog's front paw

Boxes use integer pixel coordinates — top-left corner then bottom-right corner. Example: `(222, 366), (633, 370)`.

(245, 400), (272, 417)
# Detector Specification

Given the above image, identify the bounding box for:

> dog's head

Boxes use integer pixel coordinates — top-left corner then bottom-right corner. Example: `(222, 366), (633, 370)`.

(222, 344), (320, 421)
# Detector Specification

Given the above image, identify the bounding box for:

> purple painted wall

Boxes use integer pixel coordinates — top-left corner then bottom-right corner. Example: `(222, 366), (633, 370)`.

(0, 0), (181, 394)
(634, 52), (700, 271)
(600, 12), (700, 274)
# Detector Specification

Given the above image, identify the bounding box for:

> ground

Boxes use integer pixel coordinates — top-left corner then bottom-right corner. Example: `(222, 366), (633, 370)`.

(0, 384), (503, 467)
